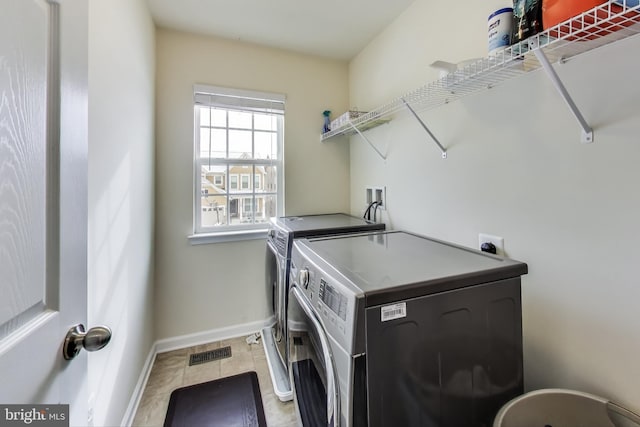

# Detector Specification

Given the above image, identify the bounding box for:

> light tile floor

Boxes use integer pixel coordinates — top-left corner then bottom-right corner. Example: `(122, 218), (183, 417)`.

(132, 334), (297, 426)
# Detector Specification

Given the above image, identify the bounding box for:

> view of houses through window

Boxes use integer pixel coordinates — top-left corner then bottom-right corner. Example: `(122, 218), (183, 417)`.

(200, 161), (277, 227)
(194, 86), (283, 233)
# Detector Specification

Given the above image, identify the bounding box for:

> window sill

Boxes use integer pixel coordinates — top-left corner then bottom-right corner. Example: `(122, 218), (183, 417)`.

(188, 228), (268, 245)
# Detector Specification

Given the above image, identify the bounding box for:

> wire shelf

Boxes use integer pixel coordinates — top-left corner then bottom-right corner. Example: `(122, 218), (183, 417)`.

(321, 1), (640, 141)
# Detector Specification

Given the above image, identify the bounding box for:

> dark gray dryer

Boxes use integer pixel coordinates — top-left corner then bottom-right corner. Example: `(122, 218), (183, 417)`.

(287, 230), (528, 427)
(263, 213), (384, 401)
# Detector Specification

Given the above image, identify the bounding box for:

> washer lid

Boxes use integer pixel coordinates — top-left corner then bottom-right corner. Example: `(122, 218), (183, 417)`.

(300, 231), (528, 306)
(275, 213), (384, 237)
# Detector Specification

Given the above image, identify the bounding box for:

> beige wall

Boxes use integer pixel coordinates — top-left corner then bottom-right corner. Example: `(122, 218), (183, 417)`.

(349, 0), (640, 412)
(88, 0), (156, 424)
(349, 0), (492, 109)
(154, 28), (350, 340)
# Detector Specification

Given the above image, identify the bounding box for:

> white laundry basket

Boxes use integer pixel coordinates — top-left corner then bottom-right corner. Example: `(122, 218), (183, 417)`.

(493, 388), (640, 427)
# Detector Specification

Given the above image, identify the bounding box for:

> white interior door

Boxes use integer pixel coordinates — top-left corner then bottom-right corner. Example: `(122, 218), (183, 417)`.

(0, 0), (90, 424)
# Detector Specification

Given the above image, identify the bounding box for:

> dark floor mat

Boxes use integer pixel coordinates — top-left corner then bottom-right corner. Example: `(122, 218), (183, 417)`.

(164, 371), (267, 427)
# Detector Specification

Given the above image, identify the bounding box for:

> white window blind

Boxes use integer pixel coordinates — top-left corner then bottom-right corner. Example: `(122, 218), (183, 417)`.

(194, 85), (285, 115)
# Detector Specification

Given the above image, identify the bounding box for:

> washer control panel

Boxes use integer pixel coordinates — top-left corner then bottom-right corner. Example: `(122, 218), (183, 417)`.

(318, 278), (348, 321)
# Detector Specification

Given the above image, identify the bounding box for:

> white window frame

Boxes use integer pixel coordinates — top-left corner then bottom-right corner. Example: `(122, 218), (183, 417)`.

(190, 84), (285, 244)
(230, 174), (238, 191)
(214, 174), (223, 186)
(240, 173), (250, 190)
(242, 197), (252, 219)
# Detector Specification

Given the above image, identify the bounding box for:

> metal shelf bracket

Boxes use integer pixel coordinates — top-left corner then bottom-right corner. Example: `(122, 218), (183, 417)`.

(401, 98), (448, 159)
(529, 39), (594, 144)
(348, 121), (387, 160)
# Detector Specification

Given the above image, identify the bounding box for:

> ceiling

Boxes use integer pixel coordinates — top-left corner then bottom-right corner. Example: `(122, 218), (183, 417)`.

(147, 0), (416, 60)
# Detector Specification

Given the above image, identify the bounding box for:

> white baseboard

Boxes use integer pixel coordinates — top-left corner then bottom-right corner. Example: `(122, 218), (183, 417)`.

(120, 317), (275, 426)
(120, 343), (157, 427)
(155, 317), (273, 354)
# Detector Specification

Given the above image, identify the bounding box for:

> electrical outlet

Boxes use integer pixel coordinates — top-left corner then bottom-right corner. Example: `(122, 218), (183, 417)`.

(479, 233), (504, 256)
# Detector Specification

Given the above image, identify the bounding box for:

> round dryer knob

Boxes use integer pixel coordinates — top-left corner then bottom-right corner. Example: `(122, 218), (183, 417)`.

(299, 268), (310, 289)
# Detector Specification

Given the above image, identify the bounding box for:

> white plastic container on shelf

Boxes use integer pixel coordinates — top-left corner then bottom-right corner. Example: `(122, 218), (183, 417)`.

(330, 110), (367, 130)
(488, 7), (514, 55)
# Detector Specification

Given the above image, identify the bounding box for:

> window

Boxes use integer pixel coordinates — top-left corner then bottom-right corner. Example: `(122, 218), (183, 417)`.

(241, 174), (250, 190)
(193, 84), (284, 238)
(242, 198), (253, 221)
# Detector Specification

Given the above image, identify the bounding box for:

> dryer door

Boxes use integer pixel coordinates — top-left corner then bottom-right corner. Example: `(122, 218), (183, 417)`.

(288, 285), (341, 427)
